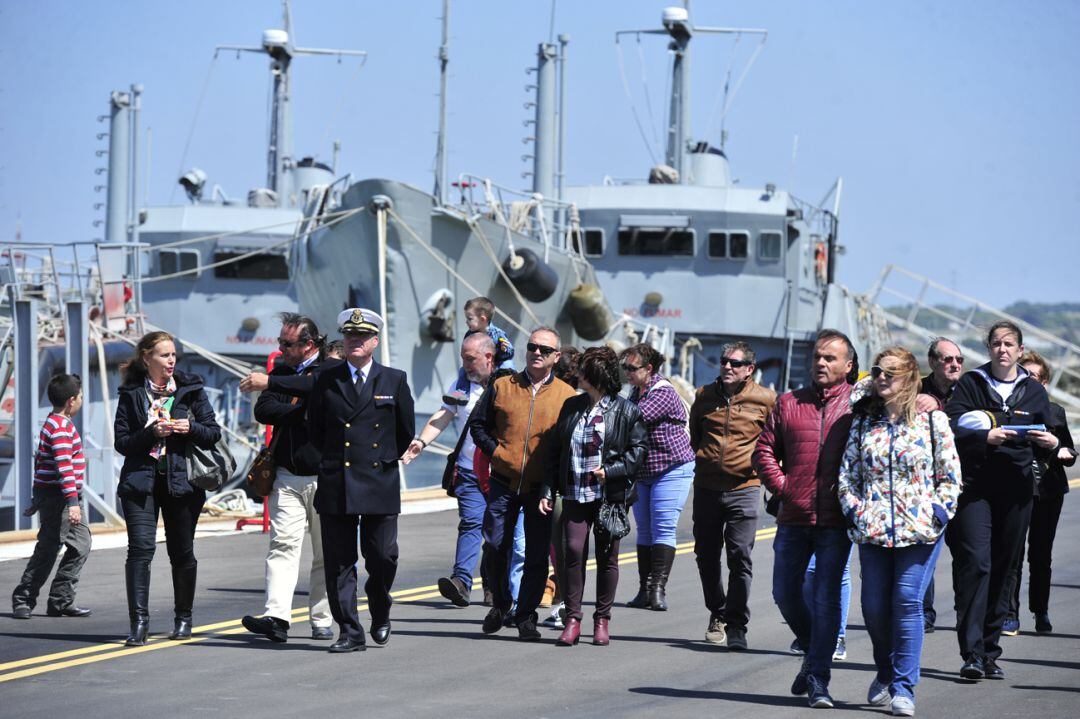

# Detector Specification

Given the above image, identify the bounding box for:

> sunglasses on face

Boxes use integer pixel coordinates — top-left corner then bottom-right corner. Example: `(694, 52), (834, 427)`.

(939, 355), (964, 365)
(621, 363), (644, 373)
(720, 357), (753, 368)
(526, 342), (557, 356)
(278, 338), (303, 349)
(870, 365), (902, 379)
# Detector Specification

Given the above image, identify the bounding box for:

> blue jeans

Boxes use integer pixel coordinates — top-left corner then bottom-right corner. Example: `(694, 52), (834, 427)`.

(632, 461), (694, 546)
(804, 545), (853, 639)
(451, 469), (486, 588)
(773, 525), (852, 684)
(859, 538), (944, 699)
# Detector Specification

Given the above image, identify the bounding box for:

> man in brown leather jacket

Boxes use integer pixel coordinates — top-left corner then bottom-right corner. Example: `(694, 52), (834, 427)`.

(689, 341), (776, 651)
(470, 326), (577, 641)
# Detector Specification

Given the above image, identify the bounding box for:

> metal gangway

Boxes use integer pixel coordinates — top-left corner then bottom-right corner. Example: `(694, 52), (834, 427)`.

(867, 265), (1080, 422)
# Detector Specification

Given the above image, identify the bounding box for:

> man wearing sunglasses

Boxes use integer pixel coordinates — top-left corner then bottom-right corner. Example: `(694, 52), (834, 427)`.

(240, 313), (335, 644)
(918, 337), (964, 413)
(915, 336), (964, 634)
(470, 326), (577, 640)
(689, 341), (776, 650)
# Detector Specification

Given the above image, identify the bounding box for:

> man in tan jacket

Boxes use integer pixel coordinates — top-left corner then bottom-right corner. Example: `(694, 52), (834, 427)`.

(470, 326), (577, 640)
(689, 340), (776, 650)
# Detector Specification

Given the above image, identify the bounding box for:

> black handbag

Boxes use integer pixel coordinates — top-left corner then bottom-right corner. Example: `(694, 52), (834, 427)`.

(186, 432), (237, 492)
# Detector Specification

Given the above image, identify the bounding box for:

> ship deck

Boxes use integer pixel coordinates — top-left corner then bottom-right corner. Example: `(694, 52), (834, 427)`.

(2, 476), (1078, 717)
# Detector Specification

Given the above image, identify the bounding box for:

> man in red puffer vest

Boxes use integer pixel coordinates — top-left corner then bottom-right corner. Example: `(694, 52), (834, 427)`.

(753, 329), (856, 709)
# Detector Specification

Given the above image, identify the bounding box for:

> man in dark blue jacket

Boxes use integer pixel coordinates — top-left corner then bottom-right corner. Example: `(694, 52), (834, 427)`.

(240, 313), (334, 644)
(306, 308), (415, 653)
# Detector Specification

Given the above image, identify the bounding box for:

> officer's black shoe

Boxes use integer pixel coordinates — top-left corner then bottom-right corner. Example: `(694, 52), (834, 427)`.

(960, 657), (984, 680)
(983, 659), (1005, 680)
(371, 620), (391, 646)
(328, 636), (366, 653)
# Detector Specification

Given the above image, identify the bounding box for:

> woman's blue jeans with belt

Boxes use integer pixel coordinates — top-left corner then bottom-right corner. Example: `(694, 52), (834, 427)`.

(859, 537), (944, 700)
(632, 461), (694, 547)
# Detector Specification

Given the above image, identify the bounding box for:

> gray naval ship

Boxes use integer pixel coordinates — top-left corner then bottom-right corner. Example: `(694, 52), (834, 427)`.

(4, 3), (1078, 533)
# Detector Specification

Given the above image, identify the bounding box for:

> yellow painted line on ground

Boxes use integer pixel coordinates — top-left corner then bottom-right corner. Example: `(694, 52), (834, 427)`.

(0, 525), (778, 683)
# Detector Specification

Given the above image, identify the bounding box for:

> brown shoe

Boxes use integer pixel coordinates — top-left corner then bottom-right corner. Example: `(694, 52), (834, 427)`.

(540, 575), (556, 608)
(438, 576), (470, 607)
(592, 617), (610, 646)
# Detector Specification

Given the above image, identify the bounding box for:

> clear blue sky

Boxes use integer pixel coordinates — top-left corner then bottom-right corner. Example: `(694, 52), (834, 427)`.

(3, 0), (1078, 307)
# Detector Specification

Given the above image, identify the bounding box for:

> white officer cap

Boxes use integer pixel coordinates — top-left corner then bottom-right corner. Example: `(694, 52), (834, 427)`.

(338, 308), (384, 334)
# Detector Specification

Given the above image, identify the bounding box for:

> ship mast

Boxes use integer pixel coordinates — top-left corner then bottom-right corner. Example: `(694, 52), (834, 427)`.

(216, 1), (366, 207)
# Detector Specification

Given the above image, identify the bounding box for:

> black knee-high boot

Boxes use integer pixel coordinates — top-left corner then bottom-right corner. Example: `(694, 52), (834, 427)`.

(125, 562), (151, 646)
(626, 545), (652, 608)
(168, 564), (197, 640)
(649, 544), (676, 611)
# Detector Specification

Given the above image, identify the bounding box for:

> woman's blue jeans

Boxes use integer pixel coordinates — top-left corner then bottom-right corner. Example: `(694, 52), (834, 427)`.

(859, 537), (944, 700)
(632, 461), (694, 547)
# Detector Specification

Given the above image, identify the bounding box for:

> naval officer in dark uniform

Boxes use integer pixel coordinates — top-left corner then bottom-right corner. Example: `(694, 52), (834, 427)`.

(307, 308), (415, 653)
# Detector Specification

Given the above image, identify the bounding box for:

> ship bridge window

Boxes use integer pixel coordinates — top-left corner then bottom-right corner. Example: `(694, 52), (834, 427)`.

(213, 250), (289, 280)
(759, 231), (782, 261)
(617, 227), (694, 256)
(707, 231), (749, 260)
(572, 229), (605, 257)
(157, 249), (201, 278)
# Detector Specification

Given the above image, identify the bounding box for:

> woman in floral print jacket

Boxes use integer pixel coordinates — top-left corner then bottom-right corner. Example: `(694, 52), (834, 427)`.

(838, 347), (961, 717)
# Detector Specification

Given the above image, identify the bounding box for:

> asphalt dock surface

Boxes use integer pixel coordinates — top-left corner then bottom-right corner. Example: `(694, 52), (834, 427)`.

(2, 477), (1078, 718)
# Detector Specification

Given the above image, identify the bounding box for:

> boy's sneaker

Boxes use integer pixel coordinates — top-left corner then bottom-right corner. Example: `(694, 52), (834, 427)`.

(833, 636), (847, 661)
(13, 606), (31, 620)
(891, 696), (915, 717)
(705, 616), (727, 645)
(807, 676), (834, 709)
(790, 638), (806, 655)
(868, 677), (891, 706)
(442, 390), (469, 406)
(1001, 618), (1020, 636)
(542, 603), (565, 630)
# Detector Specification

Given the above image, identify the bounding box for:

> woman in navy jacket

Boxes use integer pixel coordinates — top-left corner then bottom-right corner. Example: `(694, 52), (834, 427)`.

(114, 331), (221, 645)
(944, 321), (1059, 681)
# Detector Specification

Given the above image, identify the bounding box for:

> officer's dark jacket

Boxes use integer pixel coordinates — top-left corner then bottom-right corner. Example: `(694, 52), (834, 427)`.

(306, 360), (415, 515)
(114, 369), (221, 498)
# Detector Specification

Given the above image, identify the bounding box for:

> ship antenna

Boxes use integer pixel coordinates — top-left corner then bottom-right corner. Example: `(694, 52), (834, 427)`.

(434, 0), (450, 206)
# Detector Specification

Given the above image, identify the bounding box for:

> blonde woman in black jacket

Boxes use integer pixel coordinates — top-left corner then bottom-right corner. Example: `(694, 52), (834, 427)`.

(114, 332), (221, 646)
(540, 347), (648, 647)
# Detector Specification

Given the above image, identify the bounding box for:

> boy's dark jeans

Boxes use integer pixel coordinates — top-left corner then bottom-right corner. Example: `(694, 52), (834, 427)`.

(12, 490), (92, 612)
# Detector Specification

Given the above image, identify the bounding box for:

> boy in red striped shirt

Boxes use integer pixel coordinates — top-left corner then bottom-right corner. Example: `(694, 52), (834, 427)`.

(11, 374), (93, 619)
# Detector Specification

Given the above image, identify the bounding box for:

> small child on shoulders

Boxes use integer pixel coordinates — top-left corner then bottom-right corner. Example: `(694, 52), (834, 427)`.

(445, 297), (515, 405)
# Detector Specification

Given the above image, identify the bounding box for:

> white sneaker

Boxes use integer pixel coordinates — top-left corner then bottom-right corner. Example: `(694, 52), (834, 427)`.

(891, 696), (915, 716)
(867, 677), (891, 706)
(541, 602), (565, 629)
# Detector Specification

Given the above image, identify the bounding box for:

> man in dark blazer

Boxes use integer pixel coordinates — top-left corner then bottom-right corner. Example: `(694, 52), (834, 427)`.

(306, 308), (415, 653)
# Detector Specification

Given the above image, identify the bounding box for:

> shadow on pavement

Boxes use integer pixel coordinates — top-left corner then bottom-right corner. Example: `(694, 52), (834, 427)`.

(1011, 684), (1080, 693)
(629, 686), (862, 710)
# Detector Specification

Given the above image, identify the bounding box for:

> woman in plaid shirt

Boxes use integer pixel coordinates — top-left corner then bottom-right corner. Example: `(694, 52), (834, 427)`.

(621, 343), (695, 611)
